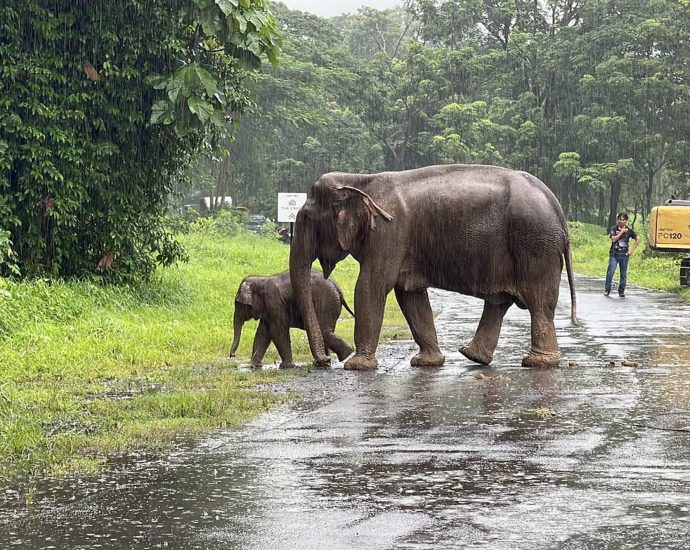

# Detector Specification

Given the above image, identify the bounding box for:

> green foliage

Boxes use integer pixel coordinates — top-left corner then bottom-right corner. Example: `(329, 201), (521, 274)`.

(163, 208), (202, 235)
(0, 229), (19, 278)
(568, 221), (605, 249)
(0, 0), (278, 281)
(257, 219), (280, 240)
(199, 1), (690, 224)
(148, 0), (279, 134)
(210, 3), (386, 212)
(188, 209), (248, 238)
(554, 153), (582, 180)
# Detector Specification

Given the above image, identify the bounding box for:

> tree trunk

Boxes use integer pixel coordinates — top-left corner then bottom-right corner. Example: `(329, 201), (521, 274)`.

(560, 183), (571, 221)
(645, 169), (655, 218)
(607, 177), (622, 229)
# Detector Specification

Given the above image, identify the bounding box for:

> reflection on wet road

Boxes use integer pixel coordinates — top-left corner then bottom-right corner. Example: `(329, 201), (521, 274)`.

(2, 276), (690, 548)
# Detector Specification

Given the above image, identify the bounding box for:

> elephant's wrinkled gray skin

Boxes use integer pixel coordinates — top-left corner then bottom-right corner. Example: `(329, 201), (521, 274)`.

(289, 164), (577, 371)
(229, 270), (354, 369)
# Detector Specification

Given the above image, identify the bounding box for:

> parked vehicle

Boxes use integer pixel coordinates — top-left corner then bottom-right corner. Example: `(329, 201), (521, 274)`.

(245, 215), (268, 232)
(647, 199), (690, 285)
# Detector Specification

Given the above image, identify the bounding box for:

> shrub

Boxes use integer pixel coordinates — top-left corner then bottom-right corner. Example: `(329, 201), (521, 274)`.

(0, 229), (19, 278)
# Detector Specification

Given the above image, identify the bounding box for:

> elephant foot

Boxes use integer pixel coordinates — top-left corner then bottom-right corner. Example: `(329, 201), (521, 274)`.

(335, 345), (354, 362)
(521, 351), (560, 368)
(411, 350), (445, 367)
(249, 362), (263, 369)
(344, 353), (378, 371)
(459, 344), (493, 366)
(313, 356), (331, 369)
(279, 361), (297, 369)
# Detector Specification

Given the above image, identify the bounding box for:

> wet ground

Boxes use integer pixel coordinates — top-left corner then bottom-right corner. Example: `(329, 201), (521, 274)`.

(2, 275), (690, 549)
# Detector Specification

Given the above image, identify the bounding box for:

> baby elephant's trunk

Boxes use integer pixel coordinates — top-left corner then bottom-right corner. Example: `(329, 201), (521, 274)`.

(229, 307), (245, 357)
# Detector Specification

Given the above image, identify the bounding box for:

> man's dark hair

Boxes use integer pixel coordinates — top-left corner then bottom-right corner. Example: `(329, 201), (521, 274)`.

(617, 212), (629, 220)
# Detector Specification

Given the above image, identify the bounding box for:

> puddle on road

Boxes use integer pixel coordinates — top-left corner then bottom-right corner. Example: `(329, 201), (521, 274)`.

(2, 276), (690, 549)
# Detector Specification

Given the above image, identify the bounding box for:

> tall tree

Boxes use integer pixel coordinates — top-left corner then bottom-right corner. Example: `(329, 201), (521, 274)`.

(181, 0), (690, 226)
(208, 3), (384, 214)
(0, 0), (278, 280)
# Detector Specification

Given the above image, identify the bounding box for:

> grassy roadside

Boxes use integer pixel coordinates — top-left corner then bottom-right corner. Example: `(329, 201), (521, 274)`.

(568, 221), (690, 301)
(0, 218), (408, 481)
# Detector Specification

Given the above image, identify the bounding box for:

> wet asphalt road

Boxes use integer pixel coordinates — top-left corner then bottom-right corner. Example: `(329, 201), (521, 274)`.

(2, 275), (690, 549)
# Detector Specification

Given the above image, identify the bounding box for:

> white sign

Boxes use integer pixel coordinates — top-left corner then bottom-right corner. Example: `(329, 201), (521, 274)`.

(277, 192), (307, 222)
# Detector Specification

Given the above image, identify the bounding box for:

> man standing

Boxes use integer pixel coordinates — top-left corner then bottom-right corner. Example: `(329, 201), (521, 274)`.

(605, 212), (641, 297)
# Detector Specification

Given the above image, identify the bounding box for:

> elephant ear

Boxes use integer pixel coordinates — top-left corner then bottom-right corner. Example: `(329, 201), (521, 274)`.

(334, 186), (393, 251)
(249, 282), (265, 316)
(336, 203), (362, 252)
(237, 280), (253, 306)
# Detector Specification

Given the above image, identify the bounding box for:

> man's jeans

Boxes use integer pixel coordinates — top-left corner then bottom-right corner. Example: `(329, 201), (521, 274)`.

(605, 254), (629, 294)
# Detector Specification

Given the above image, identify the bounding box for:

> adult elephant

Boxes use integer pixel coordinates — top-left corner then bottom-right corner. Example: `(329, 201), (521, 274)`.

(289, 164), (577, 371)
(229, 270), (354, 368)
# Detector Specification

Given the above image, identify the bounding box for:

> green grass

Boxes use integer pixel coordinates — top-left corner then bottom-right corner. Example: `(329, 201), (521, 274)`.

(568, 221), (690, 300)
(0, 222), (409, 481)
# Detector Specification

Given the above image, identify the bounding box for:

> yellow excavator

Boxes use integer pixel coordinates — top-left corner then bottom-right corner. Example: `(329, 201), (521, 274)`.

(647, 200), (690, 286)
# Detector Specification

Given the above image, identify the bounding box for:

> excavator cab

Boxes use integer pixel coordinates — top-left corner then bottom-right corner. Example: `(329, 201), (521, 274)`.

(647, 200), (690, 285)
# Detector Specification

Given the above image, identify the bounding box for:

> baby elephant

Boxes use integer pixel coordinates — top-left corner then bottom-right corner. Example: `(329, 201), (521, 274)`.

(229, 270), (354, 368)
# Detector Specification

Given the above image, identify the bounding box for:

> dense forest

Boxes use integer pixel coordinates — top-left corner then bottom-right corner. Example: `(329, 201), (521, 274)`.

(2, 0), (689, 281)
(201, 0), (690, 228)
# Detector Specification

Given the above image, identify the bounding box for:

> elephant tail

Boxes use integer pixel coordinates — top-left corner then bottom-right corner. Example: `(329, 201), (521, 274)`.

(564, 238), (579, 326)
(341, 296), (355, 318)
(338, 288), (355, 317)
(333, 281), (355, 317)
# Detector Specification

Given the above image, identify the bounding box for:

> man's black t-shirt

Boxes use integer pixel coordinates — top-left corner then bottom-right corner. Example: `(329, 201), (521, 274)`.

(609, 225), (638, 256)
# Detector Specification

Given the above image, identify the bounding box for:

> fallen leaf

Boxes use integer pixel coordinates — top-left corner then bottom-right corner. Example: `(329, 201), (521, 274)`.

(526, 407), (555, 419)
(96, 251), (116, 271)
(568, 360), (578, 367)
(83, 62), (100, 81)
(42, 197), (55, 211)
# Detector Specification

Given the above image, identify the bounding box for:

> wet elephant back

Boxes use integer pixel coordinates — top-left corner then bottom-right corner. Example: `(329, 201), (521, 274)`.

(376, 169), (516, 294)
(365, 166), (564, 296)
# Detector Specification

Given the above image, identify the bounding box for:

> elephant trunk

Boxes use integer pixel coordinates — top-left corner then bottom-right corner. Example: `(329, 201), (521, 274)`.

(229, 306), (245, 357)
(289, 220), (329, 366)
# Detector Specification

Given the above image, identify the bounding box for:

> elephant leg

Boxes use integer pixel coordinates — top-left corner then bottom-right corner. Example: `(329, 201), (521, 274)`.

(345, 271), (389, 370)
(460, 300), (512, 365)
(522, 299), (560, 368)
(516, 264), (561, 368)
(268, 321), (296, 369)
(250, 320), (271, 368)
(394, 288), (445, 367)
(323, 330), (354, 362)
